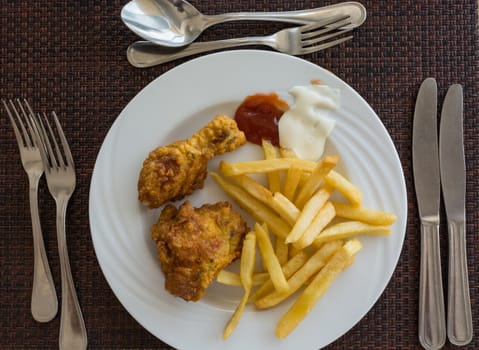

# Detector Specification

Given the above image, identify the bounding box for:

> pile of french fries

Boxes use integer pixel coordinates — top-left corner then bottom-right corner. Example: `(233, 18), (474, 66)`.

(213, 140), (397, 340)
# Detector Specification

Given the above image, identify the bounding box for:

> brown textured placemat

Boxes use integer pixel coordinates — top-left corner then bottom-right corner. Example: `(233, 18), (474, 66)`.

(0, 0), (478, 349)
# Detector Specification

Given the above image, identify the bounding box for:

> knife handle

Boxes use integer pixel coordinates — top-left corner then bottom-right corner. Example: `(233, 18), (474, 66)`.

(447, 220), (473, 345)
(419, 221), (446, 350)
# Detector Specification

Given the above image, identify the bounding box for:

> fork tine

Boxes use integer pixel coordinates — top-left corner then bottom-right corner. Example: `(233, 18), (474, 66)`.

(36, 111), (74, 168)
(13, 99), (35, 148)
(23, 99), (37, 126)
(29, 111), (55, 170)
(16, 99), (40, 147)
(301, 19), (352, 40)
(3, 98), (35, 149)
(302, 27), (354, 48)
(52, 111), (74, 168)
(27, 110), (48, 160)
(40, 112), (64, 169)
(300, 35), (353, 55)
(12, 100), (34, 148)
(2, 99), (26, 148)
(299, 14), (350, 35)
(47, 113), (61, 168)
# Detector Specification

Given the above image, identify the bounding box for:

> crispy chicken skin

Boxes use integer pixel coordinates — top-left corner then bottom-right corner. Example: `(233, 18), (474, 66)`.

(138, 115), (246, 208)
(151, 201), (248, 301)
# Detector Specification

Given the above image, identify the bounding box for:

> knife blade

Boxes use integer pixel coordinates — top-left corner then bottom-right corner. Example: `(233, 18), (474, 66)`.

(412, 77), (446, 350)
(439, 84), (473, 346)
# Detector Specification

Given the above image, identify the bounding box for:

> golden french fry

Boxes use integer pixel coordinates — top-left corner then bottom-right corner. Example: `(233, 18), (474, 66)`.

(280, 148), (311, 189)
(223, 232), (256, 339)
(216, 270), (240, 285)
(262, 139), (278, 158)
(255, 240), (342, 309)
(240, 233), (256, 287)
(313, 221), (391, 247)
(343, 256), (356, 269)
(219, 158), (315, 176)
(294, 202), (336, 249)
(343, 238), (362, 255)
(275, 239), (362, 339)
(269, 192), (300, 226)
(288, 245), (303, 260)
(279, 148), (297, 158)
(283, 165), (303, 201)
(253, 272), (272, 285)
(249, 251), (309, 303)
(332, 202), (397, 226)
(231, 174), (273, 205)
(294, 155), (338, 209)
(217, 270), (240, 285)
(262, 140), (282, 193)
(275, 237), (289, 266)
(216, 270), (270, 287)
(223, 293), (248, 339)
(285, 188), (332, 244)
(211, 173), (290, 238)
(324, 170), (362, 207)
(255, 223), (289, 294)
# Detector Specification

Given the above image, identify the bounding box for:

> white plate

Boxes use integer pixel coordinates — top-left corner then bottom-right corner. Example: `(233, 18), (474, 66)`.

(89, 50), (407, 350)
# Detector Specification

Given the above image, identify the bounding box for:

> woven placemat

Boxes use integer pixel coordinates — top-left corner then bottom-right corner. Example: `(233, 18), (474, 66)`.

(0, 0), (478, 349)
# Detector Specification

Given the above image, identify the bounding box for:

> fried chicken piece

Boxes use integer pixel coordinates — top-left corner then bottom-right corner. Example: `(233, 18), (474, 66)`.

(138, 115), (246, 208)
(151, 201), (248, 301)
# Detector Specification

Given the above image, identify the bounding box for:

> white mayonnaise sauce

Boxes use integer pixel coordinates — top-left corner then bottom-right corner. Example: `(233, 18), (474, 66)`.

(278, 84), (339, 161)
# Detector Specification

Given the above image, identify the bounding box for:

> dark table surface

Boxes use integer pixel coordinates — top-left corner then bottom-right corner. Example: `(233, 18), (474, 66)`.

(1, 1), (478, 349)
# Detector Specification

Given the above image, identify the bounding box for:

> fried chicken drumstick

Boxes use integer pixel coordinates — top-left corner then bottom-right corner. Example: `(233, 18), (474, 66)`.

(138, 115), (246, 208)
(151, 200), (248, 301)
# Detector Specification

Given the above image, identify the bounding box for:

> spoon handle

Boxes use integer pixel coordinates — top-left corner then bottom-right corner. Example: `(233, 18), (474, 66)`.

(205, 2), (365, 29)
(127, 38), (274, 67)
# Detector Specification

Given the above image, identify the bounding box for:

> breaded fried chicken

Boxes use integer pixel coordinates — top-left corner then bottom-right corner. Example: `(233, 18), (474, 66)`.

(138, 115), (246, 208)
(151, 201), (248, 301)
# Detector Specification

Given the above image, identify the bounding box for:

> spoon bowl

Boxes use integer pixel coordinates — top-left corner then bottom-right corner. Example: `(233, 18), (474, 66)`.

(121, 0), (366, 47)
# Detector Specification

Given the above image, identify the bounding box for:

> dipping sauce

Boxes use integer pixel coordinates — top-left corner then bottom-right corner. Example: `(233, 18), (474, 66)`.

(278, 85), (338, 161)
(234, 93), (289, 146)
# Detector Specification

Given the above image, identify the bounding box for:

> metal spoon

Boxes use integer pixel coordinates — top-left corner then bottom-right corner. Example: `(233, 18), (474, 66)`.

(121, 0), (366, 47)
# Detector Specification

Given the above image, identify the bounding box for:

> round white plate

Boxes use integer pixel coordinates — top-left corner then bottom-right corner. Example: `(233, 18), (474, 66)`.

(89, 50), (407, 350)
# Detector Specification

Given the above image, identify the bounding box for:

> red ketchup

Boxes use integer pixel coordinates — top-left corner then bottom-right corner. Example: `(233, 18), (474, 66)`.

(234, 93), (289, 146)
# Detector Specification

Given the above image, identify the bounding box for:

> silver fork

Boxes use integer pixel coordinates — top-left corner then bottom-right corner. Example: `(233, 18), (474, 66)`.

(2, 99), (58, 323)
(126, 14), (354, 67)
(30, 111), (87, 350)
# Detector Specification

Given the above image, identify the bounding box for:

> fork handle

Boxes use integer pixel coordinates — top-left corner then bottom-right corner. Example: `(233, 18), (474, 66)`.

(28, 174), (58, 322)
(56, 197), (87, 350)
(127, 38), (273, 68)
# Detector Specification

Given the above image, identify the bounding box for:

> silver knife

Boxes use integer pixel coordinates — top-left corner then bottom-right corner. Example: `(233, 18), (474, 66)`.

(413, 77), (446, 350)
(439, 84), (473, 345)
